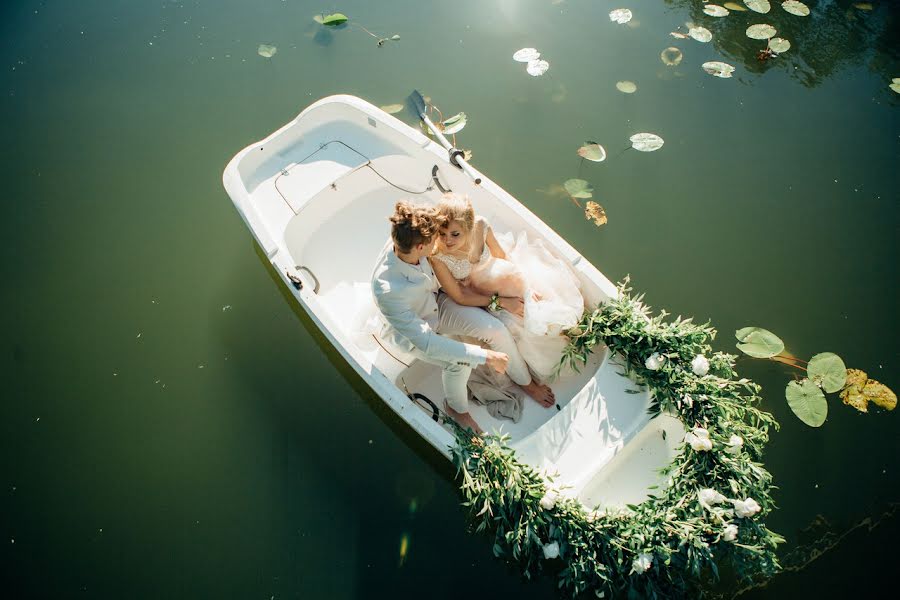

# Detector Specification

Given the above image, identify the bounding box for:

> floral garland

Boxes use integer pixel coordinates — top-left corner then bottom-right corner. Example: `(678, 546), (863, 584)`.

(451, 280), (783, 598)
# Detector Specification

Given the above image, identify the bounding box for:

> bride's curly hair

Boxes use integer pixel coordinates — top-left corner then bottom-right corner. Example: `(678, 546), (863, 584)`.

(436, 193), (475, 233)
(390, 201), (444, 254)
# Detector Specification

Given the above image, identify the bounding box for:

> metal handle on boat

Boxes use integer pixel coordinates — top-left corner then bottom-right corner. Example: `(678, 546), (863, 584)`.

(296, 266), (320, 294)
(431, 165), (451, 193)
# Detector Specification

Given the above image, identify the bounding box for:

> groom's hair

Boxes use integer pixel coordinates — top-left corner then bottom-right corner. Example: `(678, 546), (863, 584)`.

(390, 201), (443, 253)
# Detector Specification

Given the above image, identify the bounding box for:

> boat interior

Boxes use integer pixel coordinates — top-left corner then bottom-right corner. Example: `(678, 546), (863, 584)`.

(227, 99), (684, 506)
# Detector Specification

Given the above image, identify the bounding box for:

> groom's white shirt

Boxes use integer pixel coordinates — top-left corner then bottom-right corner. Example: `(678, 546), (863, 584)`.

(371, 241), (488, 367)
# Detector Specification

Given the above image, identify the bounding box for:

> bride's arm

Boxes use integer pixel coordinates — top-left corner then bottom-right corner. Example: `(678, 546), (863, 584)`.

(484, 226), (508, 260)
(429, 257), (493, 307)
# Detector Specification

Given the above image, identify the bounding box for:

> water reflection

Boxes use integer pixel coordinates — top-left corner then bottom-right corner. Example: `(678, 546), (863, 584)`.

(664, 0), (900, 88)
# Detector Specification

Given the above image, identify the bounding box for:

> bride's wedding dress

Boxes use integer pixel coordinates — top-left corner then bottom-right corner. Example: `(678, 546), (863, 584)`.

(478, 230), (585, 383)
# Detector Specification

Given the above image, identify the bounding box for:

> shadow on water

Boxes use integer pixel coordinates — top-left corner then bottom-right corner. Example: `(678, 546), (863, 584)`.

(664, 0), (900, 89)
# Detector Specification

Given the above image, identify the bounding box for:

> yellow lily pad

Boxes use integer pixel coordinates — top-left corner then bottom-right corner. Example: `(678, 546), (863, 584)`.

(585, 201), (607, 226)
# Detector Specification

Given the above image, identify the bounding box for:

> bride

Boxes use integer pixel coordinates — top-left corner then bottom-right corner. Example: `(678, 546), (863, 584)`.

(429, 194), (585, 383)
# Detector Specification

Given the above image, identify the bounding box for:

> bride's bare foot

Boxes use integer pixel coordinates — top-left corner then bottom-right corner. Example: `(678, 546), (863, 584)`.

(521, 380), (555, 408)
(444, 402), (484, 435)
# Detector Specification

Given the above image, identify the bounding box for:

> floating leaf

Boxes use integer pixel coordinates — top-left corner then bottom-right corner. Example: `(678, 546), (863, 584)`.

(781, 1), (810, 16)
(724, 2), (748, 11)
(257, 44), (277, 58)
(840, 369), (896, 412)
(785, 379), (828, 427)
(735, 327), (784, 358)
(609, 9), (633, 24)
(320, 13), (349, 26)
(768, 37), (791, 53)
(564, 178), (593, 199)
(746, 24), (777, 40)
(704, 5), (730, 17)
(513, 48), (540, 62)
(689, 26), (713, 42)
(853, 2), (873, 10)
(702, 61), (735, 78)
(390, 34), (401, 41)
(616, 80), (637, 93)
(807, 352), (847, 393)
(577, 142), (607, 162)
(660, 47), (683, 66)
(526, 59), (550, 76)
(629, 133), (664, 152)
(744, 0), (771, 13)
(891, 78), (900, 94)
(585, 201), (607, 226)
(380, 103), (404, 114)
(440, 112), (467, 134)
(670, 31), (689, 39)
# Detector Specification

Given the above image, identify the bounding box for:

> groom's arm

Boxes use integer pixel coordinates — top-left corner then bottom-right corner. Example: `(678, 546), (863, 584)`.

(374, 292), (487, 367)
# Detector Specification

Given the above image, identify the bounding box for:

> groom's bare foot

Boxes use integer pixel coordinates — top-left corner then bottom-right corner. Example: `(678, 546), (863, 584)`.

(522, 380), (555, 408)
(444, 403), (484, 435)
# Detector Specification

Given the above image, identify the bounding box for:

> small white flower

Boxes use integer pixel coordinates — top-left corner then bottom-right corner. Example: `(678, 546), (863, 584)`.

(692, 354), (710, 376)
(683, 394), (694, 408)
(698, 488), (727, 507)
(725, 435), (744, 455)
(540, 489), (559, 510)
(733, 497), (761, 519)
(722, 524), (739, 542)
(684, 427), (713, 452)
(645, 352), (665, 371)
(542, 541), (560, 559)
(631, 552), (652, 574)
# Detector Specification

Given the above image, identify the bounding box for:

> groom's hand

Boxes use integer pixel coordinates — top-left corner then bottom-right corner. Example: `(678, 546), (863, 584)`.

(485, 350), (509, 375)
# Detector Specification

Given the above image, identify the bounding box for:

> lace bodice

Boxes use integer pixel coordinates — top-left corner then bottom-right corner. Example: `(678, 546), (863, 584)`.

(433, 218), (491, 280)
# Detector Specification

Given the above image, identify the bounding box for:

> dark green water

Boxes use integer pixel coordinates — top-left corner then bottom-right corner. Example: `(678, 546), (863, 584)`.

(2, 0), (897, 597)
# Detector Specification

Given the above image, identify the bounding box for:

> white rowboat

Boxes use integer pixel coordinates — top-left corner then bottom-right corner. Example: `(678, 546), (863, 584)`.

(223, 95), (683, 508)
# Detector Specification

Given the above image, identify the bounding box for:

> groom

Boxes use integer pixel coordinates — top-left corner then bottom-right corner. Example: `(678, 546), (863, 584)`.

(371, 200), (553, 434)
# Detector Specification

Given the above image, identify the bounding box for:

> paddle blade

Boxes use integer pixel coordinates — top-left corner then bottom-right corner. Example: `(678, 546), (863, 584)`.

(409, 89), (427, 118)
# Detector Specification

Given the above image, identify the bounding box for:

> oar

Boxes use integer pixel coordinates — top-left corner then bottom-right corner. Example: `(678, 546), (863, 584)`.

(409, 90), (482, 185)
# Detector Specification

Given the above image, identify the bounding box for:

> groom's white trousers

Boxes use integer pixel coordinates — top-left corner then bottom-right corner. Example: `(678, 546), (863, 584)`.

(425, 293), (531, 413)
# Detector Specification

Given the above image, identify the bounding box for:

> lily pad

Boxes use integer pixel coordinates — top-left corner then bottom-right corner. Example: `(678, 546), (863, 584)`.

(660, 47), (683, 66)
(702, 61), (735, 78)
(513, 48), (540, 62)
(526, 59), (550, 76)
(564, 178), (594, 199)
(390, 34), (401, 41)
(609, 9), (633, 24)
(781, 1), (810, 16)
(577, 142), (607, 162)
(704, 5), (730, 17)
(724, 2), (748, 11)
(807, 352), (848, 393)
(746, 24), (777, 40)
(585, 201), (607, 226)
(768, 37), (791, 53)
(616, 80), (637, 93)
(785, 379), (828, 427)
(318, 13), (349, 26)
(853, 2), (873, 10)
(629, 133), (664, 152)
(890, 78), (900, 94)
(744, 0), (771, 13)
(380, 103), (404, 114)
(670, 31), (689, 39)
(735, 327), (784, 358)
(841, 369), (897, 412)
(440, 112), (467, 135)
(689, 27), (713, 42)
(257, 44), (277, 58)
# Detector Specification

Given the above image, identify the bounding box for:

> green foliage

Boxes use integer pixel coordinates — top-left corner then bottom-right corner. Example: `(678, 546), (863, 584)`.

(806, 352), (847, 393)
(785, 379), (828, 426)
(735, 327), (784, 358)
(453, 279), (783, 597)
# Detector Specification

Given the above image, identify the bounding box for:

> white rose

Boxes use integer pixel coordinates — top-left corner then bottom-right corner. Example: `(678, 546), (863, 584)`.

(683, 394), (694, 408)
(733, 497), (761, 519)
(691, 354), (710, 376)
(645, 352), (665, 371)
(698, 488), (726, 507)
(631, 552), (653, 574)
(684, 427), (713, 452)
(722, 524), (739, 542)
(542, 541), (560, 559)
(540, 489), (559, 510)
(725, 435), (743, 455)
